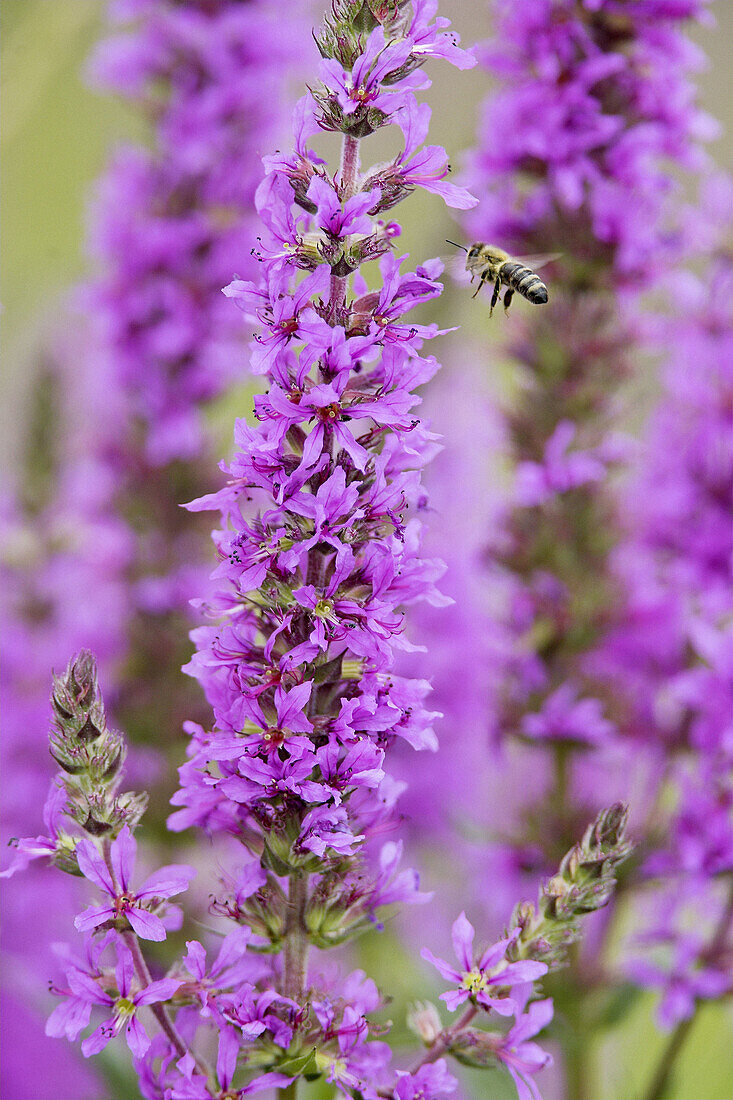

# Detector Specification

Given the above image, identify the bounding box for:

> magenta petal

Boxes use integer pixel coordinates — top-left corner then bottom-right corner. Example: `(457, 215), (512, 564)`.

(216, 1025), (240, 1090)
(213, 927), (251, 972)
(451, 911), (475, 972)
(441, 989), (468, 1013)
(67, 969), (113, 1006)
(135, 978), (182, 1006)
(507, 1065), (541, 1100)
(81, 1020), (115, 1057)
(74, 904), (114, 934)
(110, 826), (137, 891)
(493, 961), (548, 986)
(478, 934), (513, 972)
(420, 948), (462, 984)
(75, 841), (115, 896)
(478, 993), (516, 1016)
(184, 940), (207, 980)
(46, 998), (92, 1040)
(115, 943), (136, 998)
(137, 864), (196, 900)
(124, 1014), (151, 1059)
(126, 907), (167, 941)
(240, 1074), (295, 1096)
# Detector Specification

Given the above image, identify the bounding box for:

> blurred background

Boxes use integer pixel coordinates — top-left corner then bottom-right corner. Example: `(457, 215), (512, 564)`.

(2, 2), (733, 1099)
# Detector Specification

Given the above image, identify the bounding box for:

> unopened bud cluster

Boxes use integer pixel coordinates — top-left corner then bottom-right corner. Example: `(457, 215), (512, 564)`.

(509, 803), (632, 969)
(316, 0), (413, 71)
(50, 650), (146, 844)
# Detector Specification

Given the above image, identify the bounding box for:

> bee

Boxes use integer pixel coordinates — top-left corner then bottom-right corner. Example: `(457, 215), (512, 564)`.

(447, 241), (553, 317)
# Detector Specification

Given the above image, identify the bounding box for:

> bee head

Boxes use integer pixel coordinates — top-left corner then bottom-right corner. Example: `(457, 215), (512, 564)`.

(467, 244), (482, 261)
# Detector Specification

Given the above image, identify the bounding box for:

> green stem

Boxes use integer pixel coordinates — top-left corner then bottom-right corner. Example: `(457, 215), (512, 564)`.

(282, 872), (310, 1001)
(554, 742), (570, 819)
(277, 128), (359, 1100)
(326, 134), (360, 323)
(643, 876), (733, 1100)
(564, 1028), (591, 1100)
(278, 873), (310, 1100)
(643, 1015), (696, 1100)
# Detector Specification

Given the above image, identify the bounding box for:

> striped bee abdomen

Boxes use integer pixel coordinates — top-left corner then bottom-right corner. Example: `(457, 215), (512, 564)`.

(501, 261), (549, 305)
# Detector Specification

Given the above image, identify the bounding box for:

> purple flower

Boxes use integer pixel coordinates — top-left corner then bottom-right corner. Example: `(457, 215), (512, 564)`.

(298, 806), (364, 859)
(170, 1039), (292, 1099)
(181, 927), (255, 1018)
(393, 1059), (458, 1099)
(75, 826), (195, 942)
(307, 177), (382, 238)
(514, 421), (610, 507)
(320, 27), (421, 119)
(494, 997), (554, 1100)
(45, 932), (117, 1043)
(520, 684), (616, 748)
(222, 987), (297, 1047)
(391, 103), (478, 210)
(421, 913), (547, 1015)
(629, 933), (731, 1029)
(71, 940), (181, 1058)
(0, 780), (69, 878)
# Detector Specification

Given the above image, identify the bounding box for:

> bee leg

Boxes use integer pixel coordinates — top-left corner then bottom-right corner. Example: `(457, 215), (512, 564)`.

(503, 288), (514, 314)
(489, 277), (501, 318)
(471, 270), (489, 300)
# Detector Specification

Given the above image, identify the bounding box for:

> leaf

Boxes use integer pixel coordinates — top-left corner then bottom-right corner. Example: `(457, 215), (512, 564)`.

(276, 1047), (319, 1078)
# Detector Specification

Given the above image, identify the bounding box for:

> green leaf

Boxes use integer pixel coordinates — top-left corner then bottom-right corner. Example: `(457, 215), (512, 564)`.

(276, 1047), (319, 1078)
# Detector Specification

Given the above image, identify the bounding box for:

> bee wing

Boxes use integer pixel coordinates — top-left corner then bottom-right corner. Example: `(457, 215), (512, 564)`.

(514, 252), (562, 272)
(439, 252), (473, 284)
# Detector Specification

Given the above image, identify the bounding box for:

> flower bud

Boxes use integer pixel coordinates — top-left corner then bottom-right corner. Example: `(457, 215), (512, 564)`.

(509, 803), (632, 971)
(304, 873), (367, 947)
(448, 1027), (501, 1069)
(241, 880), (287, 947)
(406, 1001), (442, 1045)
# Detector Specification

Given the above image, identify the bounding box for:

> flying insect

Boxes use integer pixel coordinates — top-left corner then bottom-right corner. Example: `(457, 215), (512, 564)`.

(447, 241), (553, 317)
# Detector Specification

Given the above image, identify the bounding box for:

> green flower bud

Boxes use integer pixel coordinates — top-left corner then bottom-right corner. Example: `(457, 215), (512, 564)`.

(448, 1027), (501, 1069)
(509, 802), (632, 971)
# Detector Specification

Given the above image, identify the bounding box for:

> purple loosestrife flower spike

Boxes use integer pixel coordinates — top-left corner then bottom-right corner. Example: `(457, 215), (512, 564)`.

(108, 1), (478, 1094)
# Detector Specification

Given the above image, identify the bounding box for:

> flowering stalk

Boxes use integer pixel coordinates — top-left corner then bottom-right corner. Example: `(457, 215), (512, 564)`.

(603, 180), (733, 1095)
(415, 803), (630, 1099)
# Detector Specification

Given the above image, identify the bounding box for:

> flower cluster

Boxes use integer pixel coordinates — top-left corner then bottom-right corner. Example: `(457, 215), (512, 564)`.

(8, 5), (526, 1099)
(88, 0), (308, 462)
(6, 1), (718, 1097)
(10, 650), (629, 1100)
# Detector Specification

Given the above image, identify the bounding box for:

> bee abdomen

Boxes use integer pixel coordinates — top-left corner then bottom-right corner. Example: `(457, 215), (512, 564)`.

(502, 262), (549, 305)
